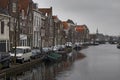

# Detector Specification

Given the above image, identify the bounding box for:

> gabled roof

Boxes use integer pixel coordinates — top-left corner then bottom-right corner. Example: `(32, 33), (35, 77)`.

(18, 0), (30, 16)
(76, 25), (85, 28)
(52, 15), (61, 22)
(39, 7), (52, 16)
(75, 25), (85, 32)
(62, 21), (69, 30)
(53, 16), (58, 20)
(76, 25), (88, 29)
(67, 19), (74, 24)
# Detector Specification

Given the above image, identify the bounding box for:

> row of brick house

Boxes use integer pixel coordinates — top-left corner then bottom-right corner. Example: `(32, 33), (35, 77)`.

(0, 0), (90, 52)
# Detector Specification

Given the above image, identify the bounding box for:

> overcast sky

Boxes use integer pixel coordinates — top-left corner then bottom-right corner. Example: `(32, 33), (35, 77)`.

(33, 0), (120, 36)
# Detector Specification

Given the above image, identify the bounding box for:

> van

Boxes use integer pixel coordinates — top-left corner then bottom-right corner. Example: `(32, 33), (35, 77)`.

(9, 46), (32, 63)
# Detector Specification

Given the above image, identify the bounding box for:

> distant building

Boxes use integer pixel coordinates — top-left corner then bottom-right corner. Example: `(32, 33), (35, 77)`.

(75, 25), (89, 43)
(96, 33), (105, 43)
(67, 19), (76, 43)
(52, 16), (64, 45)
(89, 34), (96, 42)
(90, 32), (106, 44)
(62, 21), (69, 43)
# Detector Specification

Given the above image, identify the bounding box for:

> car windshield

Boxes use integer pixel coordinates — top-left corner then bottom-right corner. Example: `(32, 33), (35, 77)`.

(11, 48), (24, 53)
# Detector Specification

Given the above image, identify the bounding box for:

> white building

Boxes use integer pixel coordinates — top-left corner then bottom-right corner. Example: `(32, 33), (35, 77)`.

(0, 14), (10, 52)
(33, 9), (42, 48)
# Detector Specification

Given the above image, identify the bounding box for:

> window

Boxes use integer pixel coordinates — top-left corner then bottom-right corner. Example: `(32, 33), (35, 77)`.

(1, 21), (4, 34)
(24, 49), (26, 54)
(12, 2), (16, 13)
(11, 48), (24, 54)
(26, 49), (31, 53)
(22, 10), (25, 19)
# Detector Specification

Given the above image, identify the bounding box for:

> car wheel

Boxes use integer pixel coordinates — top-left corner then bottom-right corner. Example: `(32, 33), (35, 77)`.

(28, 58), (31, 62)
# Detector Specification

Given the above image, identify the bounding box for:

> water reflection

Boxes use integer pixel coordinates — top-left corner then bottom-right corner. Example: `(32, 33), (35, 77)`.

(0, 51), (85, 80)
(56, 44), (120, 80)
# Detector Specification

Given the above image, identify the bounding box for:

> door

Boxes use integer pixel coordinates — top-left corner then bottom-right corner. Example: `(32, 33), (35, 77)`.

(0, 41), (6, 52)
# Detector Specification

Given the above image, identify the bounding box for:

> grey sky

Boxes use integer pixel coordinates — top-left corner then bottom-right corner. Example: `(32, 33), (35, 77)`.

(33, 0), (120, 36)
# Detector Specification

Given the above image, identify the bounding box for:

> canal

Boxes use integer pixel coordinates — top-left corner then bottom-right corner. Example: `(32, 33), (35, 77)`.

(0, 44), (120, 80)
(56, 44), (120, 80)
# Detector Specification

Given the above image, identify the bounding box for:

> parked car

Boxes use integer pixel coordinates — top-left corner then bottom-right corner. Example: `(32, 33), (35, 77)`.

(42, 47), (51, 54)
(30, 48), (41, 59)
(65, 42), (73, 48)
(52, 46), (59, 51)
(73, 43), (82, 50)
(0, 52), (10, 69)
(58, 45), (66, 51)
(90, 41), (99, 45)
(52, 45), (66, 52)
(9, 46), (32, 63)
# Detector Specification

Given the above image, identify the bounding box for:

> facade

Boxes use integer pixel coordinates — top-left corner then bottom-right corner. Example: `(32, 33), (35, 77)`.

(75, 25), (89, 43)
(58, 21), (65, 45)
(39, 7), (53, 47)
(33, 8), (42, 48)
(0, 0), (34, 48)
(62, 21), (70, 43)
(82, 25), (90, 42)
(67, 19), (76, 43)
(0, 13), (10, 52)
(18, 0), (33, 47)
(62, 21), (68, 42)
(52, 16), (64, 46)
(89, 34), (96, 42)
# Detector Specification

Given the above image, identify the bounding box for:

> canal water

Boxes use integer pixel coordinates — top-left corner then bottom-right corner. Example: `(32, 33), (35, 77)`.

(56, 44), (120, 80)
(0, 44), (120, 80)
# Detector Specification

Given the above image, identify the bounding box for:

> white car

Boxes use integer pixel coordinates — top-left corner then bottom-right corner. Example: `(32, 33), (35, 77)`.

(65, 42), (73, 47)
(52, 45), (60, 51)
(9, 46), (32, 63)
